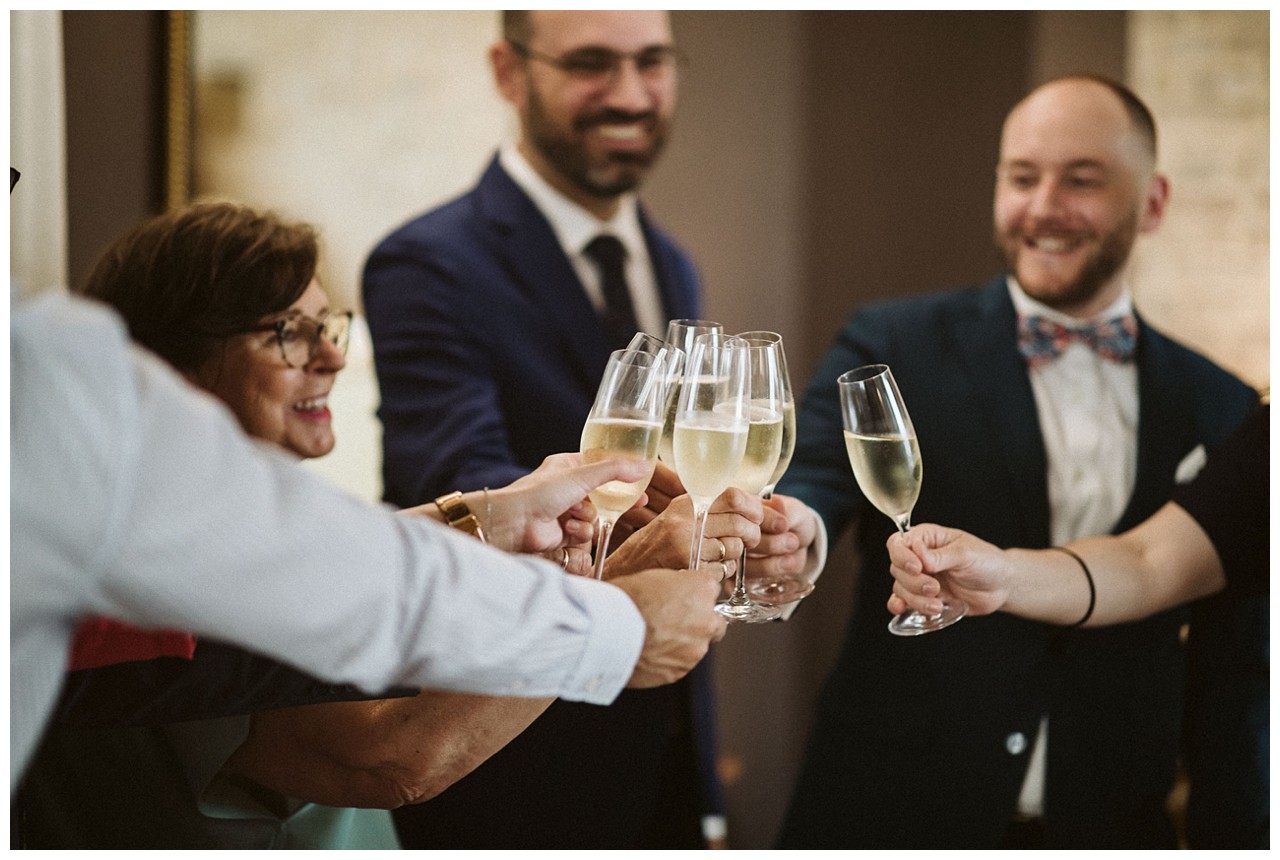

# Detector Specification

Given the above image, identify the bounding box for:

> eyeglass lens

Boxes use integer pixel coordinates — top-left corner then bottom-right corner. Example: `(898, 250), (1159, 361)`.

(279, 313), (351, 367)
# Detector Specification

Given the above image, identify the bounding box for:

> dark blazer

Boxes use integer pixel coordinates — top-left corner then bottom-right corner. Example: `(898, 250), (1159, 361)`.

(362, 156), (712, 849)
(363, 155), (700, 504)
(775, 277), (1256, 849)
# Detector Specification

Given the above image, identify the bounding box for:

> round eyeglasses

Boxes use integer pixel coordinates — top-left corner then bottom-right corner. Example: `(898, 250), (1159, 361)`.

(243, 310), (352, 369)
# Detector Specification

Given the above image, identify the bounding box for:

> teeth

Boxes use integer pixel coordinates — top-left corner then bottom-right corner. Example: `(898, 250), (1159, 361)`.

(597, 124), (642, 140)
(1031, 237), (1073, 252)
(295, 397), (328, 412)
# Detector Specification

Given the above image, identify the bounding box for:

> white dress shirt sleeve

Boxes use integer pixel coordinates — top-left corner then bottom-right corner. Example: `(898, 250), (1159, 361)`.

(11, 293), (646, 787)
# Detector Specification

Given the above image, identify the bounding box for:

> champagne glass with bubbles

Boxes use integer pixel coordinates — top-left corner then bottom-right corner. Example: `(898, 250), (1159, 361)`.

(717, 336), (786, 622)
(672, 333), (750, 571)
(734, 332), (813, 607)
(580, 349), (668, 579)
(659, 320), (723, 465)
(839, 364), (965, 635)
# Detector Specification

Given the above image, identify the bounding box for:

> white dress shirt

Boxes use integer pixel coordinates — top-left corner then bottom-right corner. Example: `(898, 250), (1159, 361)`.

(499, 145), (667, 338)
(11, 292), (646, 791)
(1006, 276), (1140, 817)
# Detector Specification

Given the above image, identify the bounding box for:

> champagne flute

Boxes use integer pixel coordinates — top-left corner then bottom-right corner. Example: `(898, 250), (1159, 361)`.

(627, 331), (685, 406)
(733, 332), (813, 607)
(659, 319), (723, 465)
(839, 364), (966, 635)
(717, 337), (786, 623)
(580, 349), (668, 579)
(672, 333), (750, 570)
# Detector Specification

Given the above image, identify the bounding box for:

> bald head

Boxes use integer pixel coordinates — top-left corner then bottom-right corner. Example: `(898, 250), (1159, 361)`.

(993, 76), (1170, 316)
(1003, 76), (1158, 177)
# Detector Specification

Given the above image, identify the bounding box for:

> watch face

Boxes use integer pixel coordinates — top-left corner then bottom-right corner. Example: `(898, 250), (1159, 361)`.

(436, 492), (485, 541)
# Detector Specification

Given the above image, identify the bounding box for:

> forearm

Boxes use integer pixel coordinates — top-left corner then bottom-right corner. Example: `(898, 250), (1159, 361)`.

(226, 691), (554, 809)
(1003, 503), (1226, 627)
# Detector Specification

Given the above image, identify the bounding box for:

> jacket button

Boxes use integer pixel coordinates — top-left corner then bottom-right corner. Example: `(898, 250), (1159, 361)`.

(1005, 732), (1028, 755)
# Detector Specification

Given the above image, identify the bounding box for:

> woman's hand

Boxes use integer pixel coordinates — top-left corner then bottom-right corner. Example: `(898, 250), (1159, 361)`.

(401, 453), (651, 562)
(885, 524), (1011, 618)
(483, 453), (652, 556)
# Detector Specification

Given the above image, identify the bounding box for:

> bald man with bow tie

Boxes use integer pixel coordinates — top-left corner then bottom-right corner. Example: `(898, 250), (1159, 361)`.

(775, 75), (1258, 849)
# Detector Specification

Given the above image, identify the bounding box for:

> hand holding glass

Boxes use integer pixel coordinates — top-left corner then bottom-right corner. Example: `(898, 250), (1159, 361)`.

(716, 336), (786, 622)
(671, 334), (750, 572)
(839, 364), (966, 635)
(731, 332), (812, 607)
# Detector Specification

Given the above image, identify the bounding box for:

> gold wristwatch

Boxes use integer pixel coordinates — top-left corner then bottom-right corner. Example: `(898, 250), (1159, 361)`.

(433, 491), (487, 543)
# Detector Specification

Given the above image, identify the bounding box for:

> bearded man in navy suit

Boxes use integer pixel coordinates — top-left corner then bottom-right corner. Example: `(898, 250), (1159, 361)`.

(775, 76), (1258, 849)
(363, 10), (747, 850)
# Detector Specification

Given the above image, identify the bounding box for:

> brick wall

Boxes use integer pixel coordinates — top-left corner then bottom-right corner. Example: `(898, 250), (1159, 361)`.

(1128, 10), (1270, 389)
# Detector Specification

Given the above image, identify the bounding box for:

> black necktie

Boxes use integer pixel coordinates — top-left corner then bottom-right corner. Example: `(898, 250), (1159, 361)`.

(584, 234), (639, 349)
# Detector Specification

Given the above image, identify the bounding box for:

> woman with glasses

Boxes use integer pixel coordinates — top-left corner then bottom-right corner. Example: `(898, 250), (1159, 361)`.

(13, 202), (664, 849)
(16, 201), (760, 849)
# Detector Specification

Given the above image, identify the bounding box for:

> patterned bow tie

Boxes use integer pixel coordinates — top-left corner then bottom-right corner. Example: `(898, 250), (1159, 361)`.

(1017, 314), (1138, 368)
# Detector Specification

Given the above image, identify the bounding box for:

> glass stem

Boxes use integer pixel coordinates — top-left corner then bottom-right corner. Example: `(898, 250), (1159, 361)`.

(688, 505), (709, 570)
(593, 518), (615, 580)
(728, 546), (751, 606)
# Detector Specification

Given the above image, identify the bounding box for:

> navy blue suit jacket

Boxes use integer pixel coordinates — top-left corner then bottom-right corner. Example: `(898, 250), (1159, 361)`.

(363, 156), (700, 505)
(362, 156), (711, 849)
(775, 277), (1255, 848)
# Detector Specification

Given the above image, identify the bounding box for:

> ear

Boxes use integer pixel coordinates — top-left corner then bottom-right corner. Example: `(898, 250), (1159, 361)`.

(489, 40), (526, 109)
(1137, 172), (1170, 234)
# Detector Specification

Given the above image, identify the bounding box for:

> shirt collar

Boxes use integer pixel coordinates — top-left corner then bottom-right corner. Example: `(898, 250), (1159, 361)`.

(1006, 275), (1134, 328)
(500, 145), (645, 260)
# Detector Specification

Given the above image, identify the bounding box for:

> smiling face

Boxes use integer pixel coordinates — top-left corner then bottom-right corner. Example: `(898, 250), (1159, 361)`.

(993, 78), (1168, 317)
(493, 10), (677, 218)
(192, 280), (345, 459)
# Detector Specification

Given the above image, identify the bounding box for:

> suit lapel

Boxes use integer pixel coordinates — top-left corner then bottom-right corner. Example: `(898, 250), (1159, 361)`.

(1115, 318), (1189, 531)
(472, 159), (611, 390)
(949, 279), (1051, 545)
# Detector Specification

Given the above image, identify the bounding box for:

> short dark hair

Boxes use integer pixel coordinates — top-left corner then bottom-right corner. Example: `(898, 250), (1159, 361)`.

(502, 11), (533, 46)
(79, 202), (319, 373)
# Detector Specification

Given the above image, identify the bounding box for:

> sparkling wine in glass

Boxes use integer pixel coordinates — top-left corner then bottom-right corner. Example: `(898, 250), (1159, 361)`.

(730, 332), (813, 607)
(839, 364), (965, 635)
(659, 319), (723, 465)
(717, 336), (786, 623)
(672, 334), (749, 571)
(580, 349), (668, 579)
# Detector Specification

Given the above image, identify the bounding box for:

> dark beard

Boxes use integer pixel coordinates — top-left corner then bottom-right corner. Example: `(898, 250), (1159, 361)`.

(526, 86), (668, 200)
(994, 211), (1138, 310)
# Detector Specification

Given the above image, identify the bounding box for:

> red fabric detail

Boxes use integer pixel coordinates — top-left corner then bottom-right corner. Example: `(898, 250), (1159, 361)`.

(67, 616), (197, 671)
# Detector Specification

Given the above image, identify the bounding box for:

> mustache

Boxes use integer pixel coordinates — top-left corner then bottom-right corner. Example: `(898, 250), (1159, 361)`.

(575, 109), (657, 131)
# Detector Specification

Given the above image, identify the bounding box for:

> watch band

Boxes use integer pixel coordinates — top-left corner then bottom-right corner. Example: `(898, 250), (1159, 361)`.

(433, 491), (487, 543)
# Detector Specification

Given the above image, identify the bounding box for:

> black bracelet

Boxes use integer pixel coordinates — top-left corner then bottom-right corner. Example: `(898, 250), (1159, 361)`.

(1050, 546), (1095, 628)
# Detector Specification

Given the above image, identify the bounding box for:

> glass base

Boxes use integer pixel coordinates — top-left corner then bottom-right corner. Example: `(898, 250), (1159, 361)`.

(747, 575), (815, 606)
(887, 601), (967, 636)
(716, 600), (782, 623)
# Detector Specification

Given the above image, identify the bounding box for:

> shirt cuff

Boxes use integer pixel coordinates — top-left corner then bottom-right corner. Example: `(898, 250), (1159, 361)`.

(778, 503), (828, 622)
(556, 574), (646, 705)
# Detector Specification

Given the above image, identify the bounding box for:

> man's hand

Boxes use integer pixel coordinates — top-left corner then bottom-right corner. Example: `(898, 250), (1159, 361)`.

(744, 494), (815, 579)
(610, 566), (729, 688)
(612, 460), (684, 542)
(605, 488), (764, 580)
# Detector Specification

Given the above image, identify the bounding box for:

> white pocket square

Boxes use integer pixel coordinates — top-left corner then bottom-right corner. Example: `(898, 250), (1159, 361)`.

(1175, 444), (1208, 484)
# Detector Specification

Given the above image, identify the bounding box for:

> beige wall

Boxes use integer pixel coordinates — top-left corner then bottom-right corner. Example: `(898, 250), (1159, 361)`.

(1127, 10), (1270, 388)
